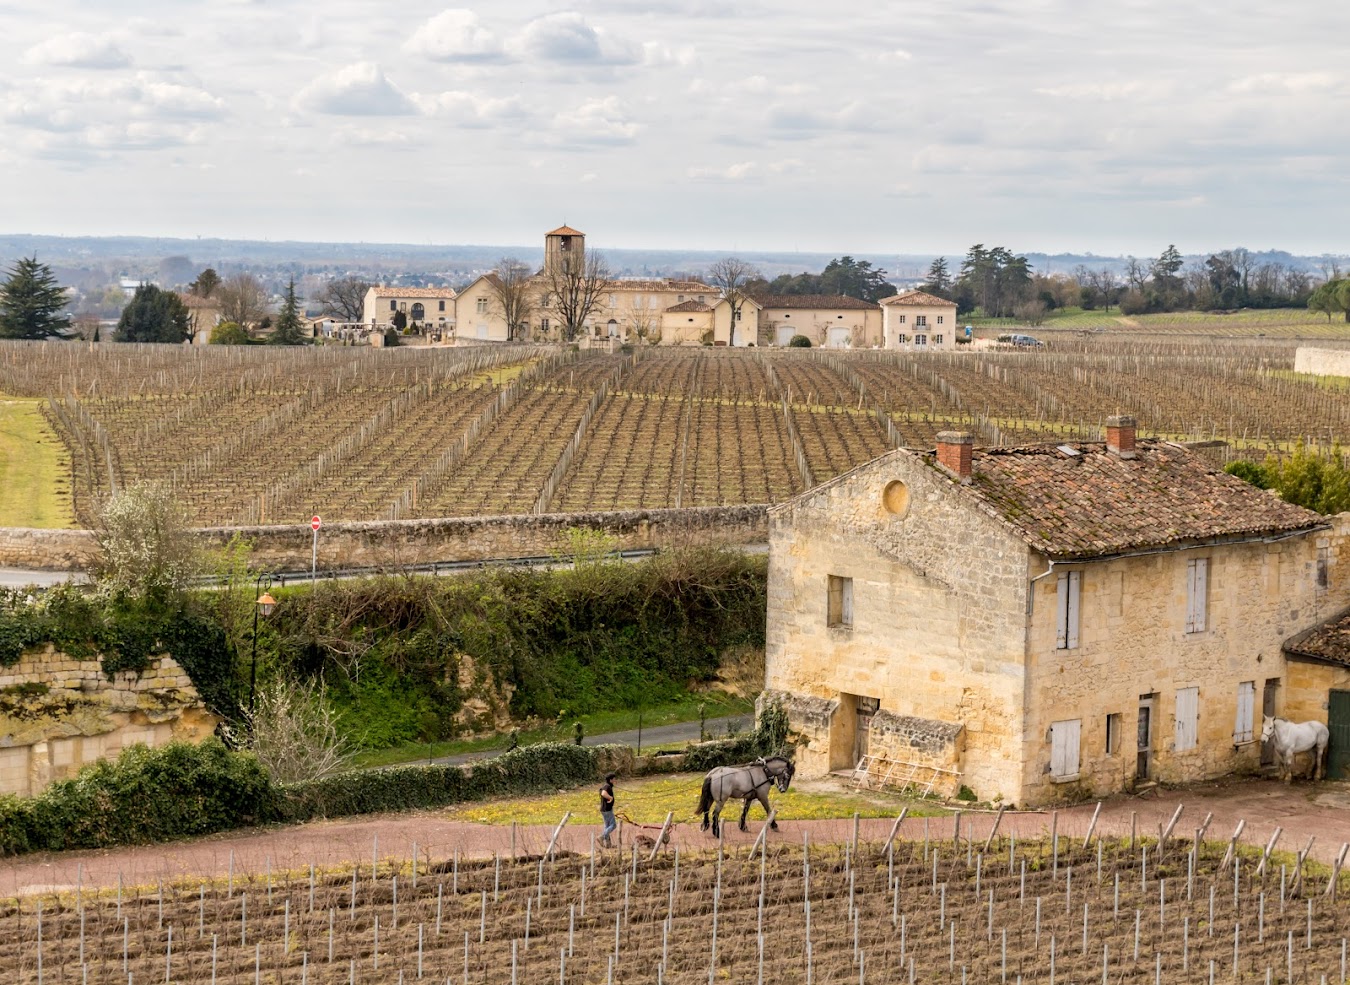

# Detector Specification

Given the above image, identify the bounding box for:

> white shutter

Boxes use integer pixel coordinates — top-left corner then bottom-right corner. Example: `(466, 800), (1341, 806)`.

(1186, 559), (1209, 633)
(841, 578), (854, 628)
(1234, 682), (1255, 743)
(1066, 572), (1081, 649)
(1056, 573), (1069, 649)
(1050, 720), (1081, 778)
(1175, 687), (1199, 751)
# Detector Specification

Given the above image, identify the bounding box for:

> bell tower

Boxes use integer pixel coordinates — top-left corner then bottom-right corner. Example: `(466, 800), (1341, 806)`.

(544, 225), (585, 275)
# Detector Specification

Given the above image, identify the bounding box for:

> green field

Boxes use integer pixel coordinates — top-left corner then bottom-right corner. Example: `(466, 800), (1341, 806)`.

(0, 398), (74, 528)
(970, 306), (1350, 338)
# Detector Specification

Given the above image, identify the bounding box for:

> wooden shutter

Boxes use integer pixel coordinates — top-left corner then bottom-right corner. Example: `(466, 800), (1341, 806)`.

(1051, 720), (1081, 778)
(1175, 687), (1199, 751)
(1186, 559), (1208, 633)
(1066, 572), (1080, 649)
(841, 577), (854, 628)
(1234, 682), (1255, 743)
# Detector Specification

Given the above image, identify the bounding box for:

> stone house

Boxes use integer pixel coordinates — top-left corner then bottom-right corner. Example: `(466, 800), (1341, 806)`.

(763, 418), (1350, 805)
(747, 295), (883, 349)
(880, 290), (961, 349)
(362, 286), (458, 330)
(179, 293), (223, 343)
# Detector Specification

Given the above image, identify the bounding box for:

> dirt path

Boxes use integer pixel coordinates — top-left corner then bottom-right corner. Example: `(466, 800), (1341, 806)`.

(6, 777), (1346, 897)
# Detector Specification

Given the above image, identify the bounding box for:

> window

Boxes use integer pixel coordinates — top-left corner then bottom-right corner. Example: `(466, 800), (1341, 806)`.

(475, 297), (488, 315)
(734, 310), (742, 321)
(935, 334), (944, 345)
(541, 317), (550, 333)
(1175, 687), (1199, 751)
(698, 295), (706, 303)
(1234, 681), (1255, 743)
(937, 315), (945, 324)
(389, 299), (397, 311)
(827, 575), (854, 629)
(916, 315), (928, 327)
(898, 334), (908, 343)
(438, 300), (446, 312)
(411, 302), (425, 321)
(1185, 558), (1208, 633)
(1318, 547), (1329, 591)
(1050, 719), (1081, 779)
(897, 315), (906, 324)
(678, 295), (685, 303)
(609, 294), (616, 308)
(915, 334), (927, 346)
(1056, 571), (1081, 649)
(1106, 713), (1122, 755)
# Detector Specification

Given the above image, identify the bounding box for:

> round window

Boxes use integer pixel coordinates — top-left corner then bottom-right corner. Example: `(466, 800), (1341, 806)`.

(882, 480), (910, 516)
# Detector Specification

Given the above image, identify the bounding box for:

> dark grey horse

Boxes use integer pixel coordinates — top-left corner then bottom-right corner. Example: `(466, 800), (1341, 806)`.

(696, 756), (795, 836)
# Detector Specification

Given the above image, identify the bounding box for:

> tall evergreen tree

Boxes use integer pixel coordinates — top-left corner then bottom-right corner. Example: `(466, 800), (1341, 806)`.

(0, 256), (71, 339)
(115, 284), (190, 343)
(189, 268), (221, 298)
(921, 256), (953, 298)
(268, 278), (307, 345)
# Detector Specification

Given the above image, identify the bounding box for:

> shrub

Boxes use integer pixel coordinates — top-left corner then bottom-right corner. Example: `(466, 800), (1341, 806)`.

(209, 321), (249, 345)
(788, 335), (812, 348)
(0, 740), (276, 855)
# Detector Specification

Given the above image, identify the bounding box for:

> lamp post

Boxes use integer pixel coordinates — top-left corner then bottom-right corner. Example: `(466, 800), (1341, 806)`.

(250, 573), (276, 716)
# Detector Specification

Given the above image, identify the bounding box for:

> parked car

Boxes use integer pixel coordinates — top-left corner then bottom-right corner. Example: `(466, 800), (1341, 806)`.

(996, 333), (1044, 347)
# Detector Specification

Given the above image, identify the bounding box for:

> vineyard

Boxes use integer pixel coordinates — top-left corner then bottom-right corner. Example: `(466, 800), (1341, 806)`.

(2, 339), (1348, 527)
(5, 824), (1350, 983)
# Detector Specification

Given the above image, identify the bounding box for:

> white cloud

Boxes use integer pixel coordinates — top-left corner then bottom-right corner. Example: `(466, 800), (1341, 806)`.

(295, 63), (416, 116)
(688, 161), (759, 181)
(23, 32), (131, 69)
(404, 10), (505, 62)
(413, 90), (529, 127)
(512, 12), (639, 64)
(550, 96), (640, 144)
(1228, 72), (1340, 94)
(641, 41), (695, 67)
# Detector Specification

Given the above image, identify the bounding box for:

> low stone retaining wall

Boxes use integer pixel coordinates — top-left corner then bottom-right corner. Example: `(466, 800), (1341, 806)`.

(1295, 346), (1350, 378)
(0, 505), (769, 574)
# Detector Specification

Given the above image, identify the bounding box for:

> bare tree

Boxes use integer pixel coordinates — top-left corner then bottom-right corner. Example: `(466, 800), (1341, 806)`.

(216, 273), (269, 327)
(314, 276), (371, 322)
(630, 299), (661, 344)
(71, 312), (101, 341)
(1123, 257), (1148, 292)
(230, 678), (353, 785)
(487, 258), (533, 341)
(707, 257), (758, 346)
(545, 250), (610, 341)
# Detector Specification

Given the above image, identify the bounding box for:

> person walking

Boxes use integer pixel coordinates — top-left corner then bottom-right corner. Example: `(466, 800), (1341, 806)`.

(599, 772), (617, 848)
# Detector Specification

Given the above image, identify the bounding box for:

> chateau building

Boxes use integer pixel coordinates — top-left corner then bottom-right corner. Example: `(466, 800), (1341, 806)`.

(763, 417), (1350, 805)
(362, 286), (458, 330)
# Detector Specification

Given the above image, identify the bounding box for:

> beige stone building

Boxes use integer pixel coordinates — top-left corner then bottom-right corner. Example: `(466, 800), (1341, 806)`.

(744, 295), (882, 348)
(880, 290), (961, 349)
(362, 286), (457, 330)
(179, 293), (223, 344)
(764, 418), (1350, 805)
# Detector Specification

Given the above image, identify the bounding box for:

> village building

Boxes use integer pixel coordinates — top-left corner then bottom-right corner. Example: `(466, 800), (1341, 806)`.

(362, 286), (457, 330)
(745, 295), (882, 348)
(880, 290), (961, 349)
(762, 417), (1350, 806)
(178, 293), (222, 343)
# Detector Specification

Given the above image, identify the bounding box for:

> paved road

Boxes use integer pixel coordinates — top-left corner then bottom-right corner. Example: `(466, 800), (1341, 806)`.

(412, 714), (753, 768)
(0, 567), (87, 587)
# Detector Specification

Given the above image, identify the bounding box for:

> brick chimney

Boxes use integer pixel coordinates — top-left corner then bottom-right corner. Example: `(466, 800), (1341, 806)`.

(936, 431), (974, 481)
(1105, 415), (1137, 459)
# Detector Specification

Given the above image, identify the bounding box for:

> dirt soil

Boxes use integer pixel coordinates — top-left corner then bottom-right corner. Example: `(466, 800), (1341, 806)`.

(6, 776), (1348, 897)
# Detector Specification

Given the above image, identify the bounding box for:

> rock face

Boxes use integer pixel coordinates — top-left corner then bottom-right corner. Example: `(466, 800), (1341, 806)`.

(0, 646), (216, 797)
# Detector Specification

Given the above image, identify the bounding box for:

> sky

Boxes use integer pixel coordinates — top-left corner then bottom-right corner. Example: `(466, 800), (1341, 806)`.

(1, 0), (1347, 257)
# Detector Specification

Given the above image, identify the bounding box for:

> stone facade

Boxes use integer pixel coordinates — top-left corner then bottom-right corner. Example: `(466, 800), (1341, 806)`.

(0, 648), (215, 797)
(766, 440), (1350, 806)
(1294, 347), (1350, 379)
(0, 505), (768, 575)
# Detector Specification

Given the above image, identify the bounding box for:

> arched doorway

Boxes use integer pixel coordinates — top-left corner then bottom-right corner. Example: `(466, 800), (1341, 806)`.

(410, 302), (425, 322)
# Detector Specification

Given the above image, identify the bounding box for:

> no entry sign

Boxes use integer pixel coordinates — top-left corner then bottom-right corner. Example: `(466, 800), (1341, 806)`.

(311, 516), (322, 531)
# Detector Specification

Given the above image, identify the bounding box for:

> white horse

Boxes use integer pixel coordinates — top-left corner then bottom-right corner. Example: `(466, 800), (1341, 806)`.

(1261, 715), (1330, 783)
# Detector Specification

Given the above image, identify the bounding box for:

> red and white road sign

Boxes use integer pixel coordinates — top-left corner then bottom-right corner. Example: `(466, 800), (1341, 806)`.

(311, 516), (322, 531)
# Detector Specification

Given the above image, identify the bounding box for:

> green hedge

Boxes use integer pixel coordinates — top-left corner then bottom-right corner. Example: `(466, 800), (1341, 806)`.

(0, 740), (276, 855)
(280, 742), (600, 822)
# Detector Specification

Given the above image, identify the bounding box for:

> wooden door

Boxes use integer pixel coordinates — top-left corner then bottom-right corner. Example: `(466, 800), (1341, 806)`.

(1137, 697), (1154, 780)
(1261, 679), (1280, 766)
(1328, 690), (1350, 780)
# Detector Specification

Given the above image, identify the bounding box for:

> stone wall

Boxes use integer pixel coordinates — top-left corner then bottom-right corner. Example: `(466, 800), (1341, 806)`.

(866, 710), (965, 797)
(1294, 347), (1350, 379)
(0, 505), (768, 574)
(0, 648), (215, 797)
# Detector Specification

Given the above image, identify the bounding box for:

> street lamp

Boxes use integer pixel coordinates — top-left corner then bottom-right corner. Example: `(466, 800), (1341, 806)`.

(250, 573), (276, 716)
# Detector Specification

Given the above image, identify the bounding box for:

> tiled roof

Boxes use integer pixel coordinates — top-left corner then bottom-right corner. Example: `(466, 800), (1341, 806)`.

(606, 279), (712, 293)
(370, 286), (457, 298)
(754, 294), (880, 311)
(939, 439), (1325, 560)
(881, 290), (957, 307)
(1285, 609), (1350, 668)
(666, 299), (713, 312)
(547, 225), (585, 236)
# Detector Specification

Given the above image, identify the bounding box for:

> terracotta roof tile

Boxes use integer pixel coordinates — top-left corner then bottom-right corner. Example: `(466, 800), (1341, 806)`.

(666, 299), (713, 312)
(936, 439), (1325, 559)
(753, 294), (880, 310)
(881, 290), (957, 307)
(606, 279), (712, 292)
(1285, 608), (1350, 668)
(546, 225), (585, 236)
(370, 286), (457, 298)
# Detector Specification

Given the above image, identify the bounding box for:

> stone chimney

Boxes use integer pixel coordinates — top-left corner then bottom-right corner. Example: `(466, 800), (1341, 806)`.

(936, 431), (974, 481)
(1105, 415), (1137, 459)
